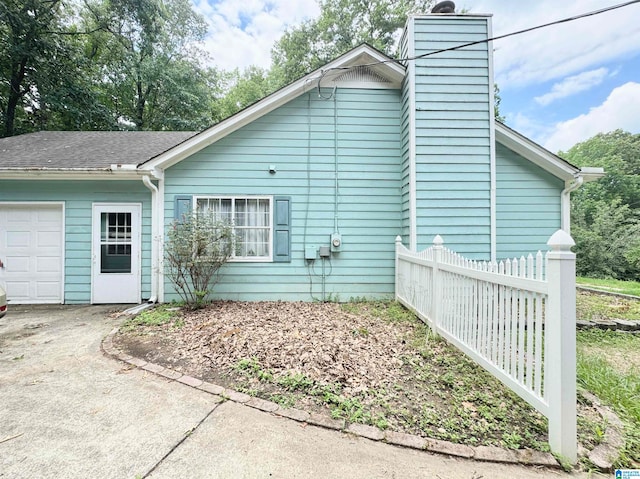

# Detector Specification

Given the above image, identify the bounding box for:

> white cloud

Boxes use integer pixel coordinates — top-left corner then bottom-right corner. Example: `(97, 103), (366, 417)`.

(191, 0), (320, 70)
(534, 68), (610, 106)
(542, 82), (640, 153)
(472, 1), (640, 88)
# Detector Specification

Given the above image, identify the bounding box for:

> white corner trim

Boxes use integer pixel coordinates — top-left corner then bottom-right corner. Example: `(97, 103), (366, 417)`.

(407, 18), (418, 252)
(488, 16), (496, 262)
(142, 45), (406, 172)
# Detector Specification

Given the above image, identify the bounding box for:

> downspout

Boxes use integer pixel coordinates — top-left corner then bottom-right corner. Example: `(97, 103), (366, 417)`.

(561, 176), (583, 234)
(142, 175), (159, 303)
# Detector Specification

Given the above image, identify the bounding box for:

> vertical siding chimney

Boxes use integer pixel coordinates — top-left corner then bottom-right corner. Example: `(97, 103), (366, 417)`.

(401, 12), (495, 258)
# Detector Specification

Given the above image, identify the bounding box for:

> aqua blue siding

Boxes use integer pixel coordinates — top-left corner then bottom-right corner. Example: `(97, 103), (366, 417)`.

(496, 143), (564, 258)
(164, 89), (402, 301)
(409, 16), (492, 257)
(0, 180), (152, 303)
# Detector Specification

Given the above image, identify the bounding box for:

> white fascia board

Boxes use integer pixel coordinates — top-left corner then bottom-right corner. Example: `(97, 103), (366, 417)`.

(495, 123), (578, 181)
(143, 45), (406, 172)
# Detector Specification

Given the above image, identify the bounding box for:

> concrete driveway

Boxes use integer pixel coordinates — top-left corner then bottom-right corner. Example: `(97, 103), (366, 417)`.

(0, 306), (602, 479)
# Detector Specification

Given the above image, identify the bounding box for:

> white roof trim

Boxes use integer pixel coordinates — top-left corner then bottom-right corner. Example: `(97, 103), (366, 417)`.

(143, 45), (405, 171)
(495, 122), (578, 180)
(0, 168), (152, 181)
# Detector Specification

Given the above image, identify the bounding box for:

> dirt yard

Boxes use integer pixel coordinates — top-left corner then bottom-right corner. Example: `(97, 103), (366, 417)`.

(115, 300), (600, 452)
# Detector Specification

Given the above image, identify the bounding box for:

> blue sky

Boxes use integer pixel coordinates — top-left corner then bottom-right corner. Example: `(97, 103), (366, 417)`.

(190, 0), (640, 153)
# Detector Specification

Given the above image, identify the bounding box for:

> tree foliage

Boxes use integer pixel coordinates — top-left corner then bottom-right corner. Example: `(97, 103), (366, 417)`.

(211, 66), (278, 123)
(1, 0), (216, 136)
(81, 0), (213, 130)
(270, 0), (434, 86)
(563, 130), (640, 280)
(0, 0), (113, 136)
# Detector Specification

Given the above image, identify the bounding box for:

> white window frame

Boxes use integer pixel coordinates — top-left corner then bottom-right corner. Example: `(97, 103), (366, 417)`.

(194, 195), (273, 263)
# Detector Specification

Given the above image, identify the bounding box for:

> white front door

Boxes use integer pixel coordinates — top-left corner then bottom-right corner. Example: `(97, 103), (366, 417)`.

(92, 204), (141, 304)
(0, 203), (64, 304)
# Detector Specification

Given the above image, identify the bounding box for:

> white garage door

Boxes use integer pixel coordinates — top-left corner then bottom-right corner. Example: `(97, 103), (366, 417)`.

(0, 203), (64, 304)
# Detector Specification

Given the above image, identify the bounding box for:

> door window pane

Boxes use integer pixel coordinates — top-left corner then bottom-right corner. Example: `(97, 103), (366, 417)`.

(100, 212), (132, 273)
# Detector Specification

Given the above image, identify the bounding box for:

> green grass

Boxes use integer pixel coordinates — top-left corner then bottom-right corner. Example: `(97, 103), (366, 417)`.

(577, 329), (640, 467)
(577, 277), (640, 297)
(122, 304), (182, 331)
(576, 290), (640, 322)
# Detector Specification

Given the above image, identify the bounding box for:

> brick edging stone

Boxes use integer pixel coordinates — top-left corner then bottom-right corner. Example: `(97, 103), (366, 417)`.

(102, 327), (559, 467)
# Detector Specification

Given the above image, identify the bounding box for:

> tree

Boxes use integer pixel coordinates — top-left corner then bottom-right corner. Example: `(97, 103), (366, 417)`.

(211, 66), (278, 123)
(563, 130), (640, 280)
(561, 130), (640, 209)
(270, 0), (434, 86)
(571, 199), (640, 280)
(494, 83), (505, 123)
(80, 0), (214, 130)
(165, 213), (234, 309)
(0, 0), (111, 136)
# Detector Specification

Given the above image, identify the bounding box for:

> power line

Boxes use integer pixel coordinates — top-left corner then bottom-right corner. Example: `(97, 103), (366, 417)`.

(407, 0), (640, 63)
(317, 0), (640, 83)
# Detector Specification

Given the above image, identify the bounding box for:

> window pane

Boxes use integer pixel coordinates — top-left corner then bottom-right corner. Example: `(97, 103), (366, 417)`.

(197, 198), (232, 223)
(196, 197), (271, 259)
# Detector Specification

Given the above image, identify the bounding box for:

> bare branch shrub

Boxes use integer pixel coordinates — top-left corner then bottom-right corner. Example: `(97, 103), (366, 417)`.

(165, 213), (234, 309)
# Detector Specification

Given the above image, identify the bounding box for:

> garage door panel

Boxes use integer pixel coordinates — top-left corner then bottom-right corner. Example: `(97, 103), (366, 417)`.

(36, 282), (62, 299)
(37, 231), (61, 247)
(5, 282), (29, 301)
(38, 208), (62, 222)
(6, 256), (30, 272)
(5, 210), (30, 223)
(37, 256), (61, 273)
(0, 204), (63, 304)
(7, 231), (30, 247)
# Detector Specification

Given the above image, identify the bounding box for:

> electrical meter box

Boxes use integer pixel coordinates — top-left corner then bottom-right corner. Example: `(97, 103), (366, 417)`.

(331, 233), (342, 252)
(305, 246), (317, 260)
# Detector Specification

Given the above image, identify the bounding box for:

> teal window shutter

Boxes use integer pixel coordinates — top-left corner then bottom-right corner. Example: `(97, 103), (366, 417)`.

(174, 195), (192, 222)
(273, 196), (291, 262)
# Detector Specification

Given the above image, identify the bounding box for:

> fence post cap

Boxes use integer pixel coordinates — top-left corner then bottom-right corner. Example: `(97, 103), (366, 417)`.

(547, 229), (575, 251)
(395, 235), (403, 244)
(433, 234), (444, 246)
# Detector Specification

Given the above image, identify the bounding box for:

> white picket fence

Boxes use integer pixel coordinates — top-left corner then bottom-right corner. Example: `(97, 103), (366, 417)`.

(395, 230), (577, 462)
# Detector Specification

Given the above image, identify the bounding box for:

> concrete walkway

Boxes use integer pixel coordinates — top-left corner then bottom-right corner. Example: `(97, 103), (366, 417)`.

(0, 306), (604, 478)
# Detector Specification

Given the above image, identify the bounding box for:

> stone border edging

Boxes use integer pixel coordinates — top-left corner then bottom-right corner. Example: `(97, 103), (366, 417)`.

(580, 391), (625, 471)
(577, 285), (640, 301)
(576, 287), (640, 332)
(577, 318), (640, 332)
(101, 327), (559, 468)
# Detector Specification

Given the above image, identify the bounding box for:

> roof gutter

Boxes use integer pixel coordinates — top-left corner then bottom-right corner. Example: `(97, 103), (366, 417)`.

(0, 165), (162, 180)
(0, 164), (162, 180)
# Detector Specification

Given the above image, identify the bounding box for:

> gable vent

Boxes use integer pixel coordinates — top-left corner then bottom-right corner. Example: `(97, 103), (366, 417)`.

(333, 65), (393, 87)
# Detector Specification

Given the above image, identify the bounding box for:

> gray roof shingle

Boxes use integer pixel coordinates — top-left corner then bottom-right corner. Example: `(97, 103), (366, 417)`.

(0, 131), (197, 169)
